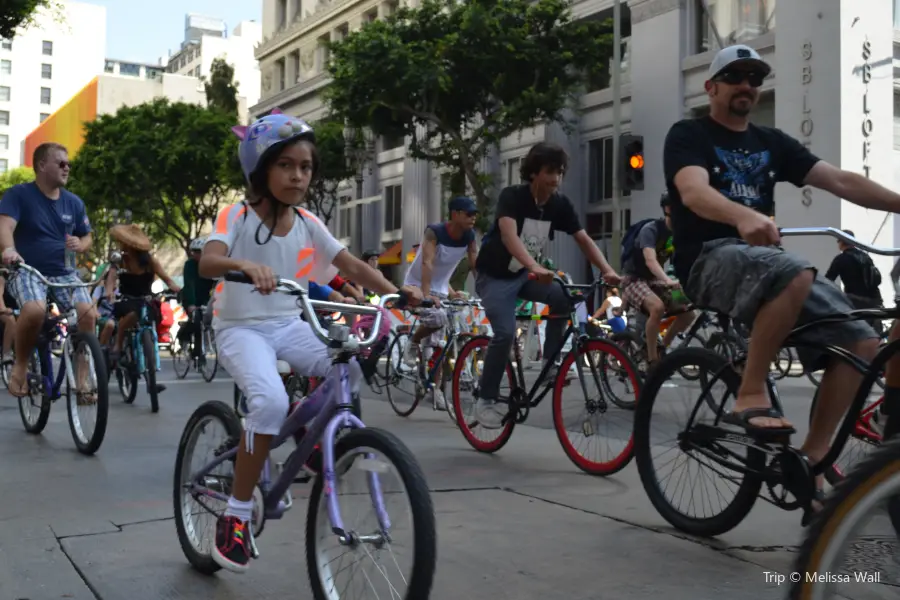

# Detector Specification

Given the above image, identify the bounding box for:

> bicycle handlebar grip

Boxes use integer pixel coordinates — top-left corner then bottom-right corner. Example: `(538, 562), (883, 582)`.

(224, 271), (253, 285)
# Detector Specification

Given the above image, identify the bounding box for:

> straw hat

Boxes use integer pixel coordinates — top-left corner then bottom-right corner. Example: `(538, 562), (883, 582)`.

(110, 224), (152, 252)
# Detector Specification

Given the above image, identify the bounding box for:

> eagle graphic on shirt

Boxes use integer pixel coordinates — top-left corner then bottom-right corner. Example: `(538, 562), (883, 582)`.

(713, 147), (771, 209)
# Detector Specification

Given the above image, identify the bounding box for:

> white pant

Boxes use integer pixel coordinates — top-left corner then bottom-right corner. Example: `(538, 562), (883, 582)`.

(216, 317), (362, 437)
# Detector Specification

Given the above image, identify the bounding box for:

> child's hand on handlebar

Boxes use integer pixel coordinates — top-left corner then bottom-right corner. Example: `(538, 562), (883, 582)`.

(239, 261), (277, 294)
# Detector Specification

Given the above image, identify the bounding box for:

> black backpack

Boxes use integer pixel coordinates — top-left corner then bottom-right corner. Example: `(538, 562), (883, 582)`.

(849, 249), (882, 297)
(620, 218), (656, 265)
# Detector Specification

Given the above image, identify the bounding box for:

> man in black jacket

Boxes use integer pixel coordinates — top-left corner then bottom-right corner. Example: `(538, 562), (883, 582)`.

(824, 229), (884, 335)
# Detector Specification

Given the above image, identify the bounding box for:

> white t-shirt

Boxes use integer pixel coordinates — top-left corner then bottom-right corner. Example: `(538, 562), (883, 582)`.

(606, 296), (623, 320)
(207, 202), (344, 330)
(404, 223), (475, 295)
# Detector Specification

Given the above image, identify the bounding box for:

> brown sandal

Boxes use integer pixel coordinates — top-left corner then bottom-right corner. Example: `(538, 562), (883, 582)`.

(7, 370), (29, 398)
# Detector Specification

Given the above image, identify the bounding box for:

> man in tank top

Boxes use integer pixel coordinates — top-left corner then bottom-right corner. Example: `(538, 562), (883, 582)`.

(401, 196), (478, 409)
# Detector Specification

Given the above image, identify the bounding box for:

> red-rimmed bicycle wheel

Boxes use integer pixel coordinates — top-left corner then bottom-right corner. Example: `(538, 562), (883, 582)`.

(451, 335), (516, 453)
(552, 339), (640, 475)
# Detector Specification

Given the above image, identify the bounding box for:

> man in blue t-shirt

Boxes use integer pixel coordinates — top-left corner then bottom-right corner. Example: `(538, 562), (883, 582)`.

(0, 142), (95, 397)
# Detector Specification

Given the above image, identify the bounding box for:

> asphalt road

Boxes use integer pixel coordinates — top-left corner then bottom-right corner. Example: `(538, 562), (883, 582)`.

(0, 359), (895, 600)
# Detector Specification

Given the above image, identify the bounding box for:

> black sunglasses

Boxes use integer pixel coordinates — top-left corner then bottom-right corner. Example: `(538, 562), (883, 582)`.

(58, 160), (70, 169)
(715, 70), (765, 88)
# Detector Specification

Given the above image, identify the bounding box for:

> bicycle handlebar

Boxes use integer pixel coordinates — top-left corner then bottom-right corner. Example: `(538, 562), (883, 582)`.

(0, 262), (104, 288)
(222, 271), (431, 351)
(779, 227), (900, 256)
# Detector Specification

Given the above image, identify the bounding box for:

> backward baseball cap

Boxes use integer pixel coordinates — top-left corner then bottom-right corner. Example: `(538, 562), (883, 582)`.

(708, 44), (772, 79)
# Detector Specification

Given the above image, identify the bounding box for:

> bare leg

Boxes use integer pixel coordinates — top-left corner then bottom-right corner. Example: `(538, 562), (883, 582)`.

(735, 270), (814, 429)
(662, 311), (695, 347)
(643, 295), (665, 362)
(9, 301), (45, 397)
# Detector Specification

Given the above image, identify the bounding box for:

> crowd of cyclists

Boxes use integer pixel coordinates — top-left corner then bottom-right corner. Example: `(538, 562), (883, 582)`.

(0, 43), (898, 598)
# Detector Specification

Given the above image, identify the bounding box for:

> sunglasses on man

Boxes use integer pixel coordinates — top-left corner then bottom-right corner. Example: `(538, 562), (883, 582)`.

(715, 70), (765, 88)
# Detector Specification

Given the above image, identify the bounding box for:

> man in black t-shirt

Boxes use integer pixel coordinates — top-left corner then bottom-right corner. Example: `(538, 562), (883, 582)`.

(824, 229), (884, 335)
(621, 193), (693, 365)
(663, 44), (900, 493)
(473, 142), (621, 428)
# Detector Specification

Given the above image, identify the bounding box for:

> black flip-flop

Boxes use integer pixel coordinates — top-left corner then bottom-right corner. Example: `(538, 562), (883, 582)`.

(722, 407), (796, 437)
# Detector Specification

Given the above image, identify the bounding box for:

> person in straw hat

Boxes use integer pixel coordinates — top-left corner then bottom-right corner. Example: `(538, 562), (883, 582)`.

(104, 224), (180, 381)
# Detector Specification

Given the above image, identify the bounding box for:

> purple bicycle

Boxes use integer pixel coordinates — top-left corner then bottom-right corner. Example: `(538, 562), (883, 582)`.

(173, 272), (436, 599)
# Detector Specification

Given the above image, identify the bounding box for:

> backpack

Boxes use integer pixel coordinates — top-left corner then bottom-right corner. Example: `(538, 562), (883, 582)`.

(849, 248), (882, 297)
(620, 218), (656, 265)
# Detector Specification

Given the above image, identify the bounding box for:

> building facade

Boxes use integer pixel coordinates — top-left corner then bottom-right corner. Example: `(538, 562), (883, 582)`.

(252, 0), (900, 299)
(0, 0), (106, 172)
(163, 14), (263, 124)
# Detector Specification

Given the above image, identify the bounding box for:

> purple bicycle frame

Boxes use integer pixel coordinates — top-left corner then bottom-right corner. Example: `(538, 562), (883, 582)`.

(189, 362), (392, 534)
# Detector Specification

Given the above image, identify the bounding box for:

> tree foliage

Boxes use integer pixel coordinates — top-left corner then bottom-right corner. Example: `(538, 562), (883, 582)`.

(0, 0), (59, 38)
(326, 0), (613, 217)
(305, 115), (358, 226)
(68, 98), (242, 254)
(0, 166), (35, 195)
(204, 57), (240, 120)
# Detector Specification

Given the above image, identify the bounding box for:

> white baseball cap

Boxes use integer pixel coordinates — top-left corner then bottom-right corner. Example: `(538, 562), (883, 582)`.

(708, 44), (771, 79)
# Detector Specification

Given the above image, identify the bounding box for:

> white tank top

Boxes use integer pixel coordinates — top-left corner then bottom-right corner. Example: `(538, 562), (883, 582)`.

(405, 223), (475, 295)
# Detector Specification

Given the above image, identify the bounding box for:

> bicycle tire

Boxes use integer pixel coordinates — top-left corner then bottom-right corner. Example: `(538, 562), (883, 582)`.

(118, 344), (139, 404)
(65, 331), (110, 455)
(18, 349), (50, 434)
(305, 427), (436, 600)
(142, 329), (159, 413)
(174, 400), (242, 575)
(386, 333), (420, 417)
(171, 341), (191, 379)
(552, 338), (640, 475)
(200, 328), (218, 382)
(676, 331), (708, 381)
(634, 347), (765, 537)
(450, 335), (516, 453)
(790, 436), (900, 600)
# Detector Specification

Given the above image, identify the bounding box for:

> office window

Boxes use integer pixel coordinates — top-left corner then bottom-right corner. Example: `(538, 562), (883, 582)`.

(338, 195), (352, 239)
(0, 134), (7, 149)
(0, 86), (8, 102)
(1, 39), (11, 50)
(41, 63), (52, 79)
(40, 87), (51, 105)
(40, 113), (49, 123)
(586, 209), (632, 241)
(0, 110), (8, 125)
(505, 157), (522, 187)
(42, 40), (53, 56)
(588, 135), (631, 203)
(0, 159), (7, 174)
(384, 185), (403, 232)
(0, 60), (10, 75)
(119, 63), (140, 77)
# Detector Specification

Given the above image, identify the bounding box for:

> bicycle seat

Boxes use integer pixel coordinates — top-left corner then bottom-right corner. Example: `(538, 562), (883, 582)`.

(276, 360), (291, 375)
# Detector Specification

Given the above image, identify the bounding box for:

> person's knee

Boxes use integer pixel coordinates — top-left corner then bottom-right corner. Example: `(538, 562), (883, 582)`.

(784, 268), (815, 298)
(850, 336), (880, 361)
(246, 384), (290, 434)
(19, 301), (45, 322)
(645, 296), (665, 320)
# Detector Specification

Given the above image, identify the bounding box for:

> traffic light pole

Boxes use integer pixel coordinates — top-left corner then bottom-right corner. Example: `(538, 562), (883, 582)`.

(610, 0), (622, 270)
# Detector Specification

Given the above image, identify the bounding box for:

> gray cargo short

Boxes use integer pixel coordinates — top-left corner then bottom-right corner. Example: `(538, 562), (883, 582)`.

(684, 238), (878, 372)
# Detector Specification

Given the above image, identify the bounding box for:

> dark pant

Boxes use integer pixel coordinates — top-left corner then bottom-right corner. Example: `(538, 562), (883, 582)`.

(178, 307), (206, 357)
(475, 270), (570, 400)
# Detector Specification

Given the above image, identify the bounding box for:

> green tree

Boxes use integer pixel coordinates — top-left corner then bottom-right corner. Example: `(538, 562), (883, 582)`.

(204, 57), (240, 119)
(326, 0), (613, 224)
(0, 166), (35, 195)
(306, 115), (358, 226)
(1, 0), (60, 38)
(68, 98), (242, 254)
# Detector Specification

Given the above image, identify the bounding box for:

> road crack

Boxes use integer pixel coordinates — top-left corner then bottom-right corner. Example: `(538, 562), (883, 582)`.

(50, 525), (104, 600)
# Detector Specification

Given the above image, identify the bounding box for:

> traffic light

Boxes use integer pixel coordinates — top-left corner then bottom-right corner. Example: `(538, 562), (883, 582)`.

(619, 133), (644, 192)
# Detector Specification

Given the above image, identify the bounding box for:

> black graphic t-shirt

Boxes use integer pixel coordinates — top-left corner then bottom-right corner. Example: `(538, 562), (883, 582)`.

(623, 218), (673, 280)
(476, 184), (582, 279)
(662, 116), (820, 281)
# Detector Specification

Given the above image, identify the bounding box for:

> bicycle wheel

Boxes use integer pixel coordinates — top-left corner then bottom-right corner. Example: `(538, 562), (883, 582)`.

(634, 347), (766, 537)
(552, 339), (641, 475)
(174, 400), (242, 575)
(117, 343), (139, 404)
(790, 437), (900, 600)
(200, 328), (218, 382)
(65, 331), (110, 455)
(18, 348), (50, 434)
(451, 335), (516, 453)
(142, 329), (159, 413)
(305, 427), (436, 600)
(385, 333), (422, 417)
(171, 339), (191, 379)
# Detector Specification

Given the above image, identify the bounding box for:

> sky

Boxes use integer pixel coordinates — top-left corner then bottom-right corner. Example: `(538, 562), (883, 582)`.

(86, 0), (262, 64)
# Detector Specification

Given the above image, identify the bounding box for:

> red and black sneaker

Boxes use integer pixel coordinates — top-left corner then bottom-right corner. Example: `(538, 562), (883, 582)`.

(212, 515), (251, 573)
